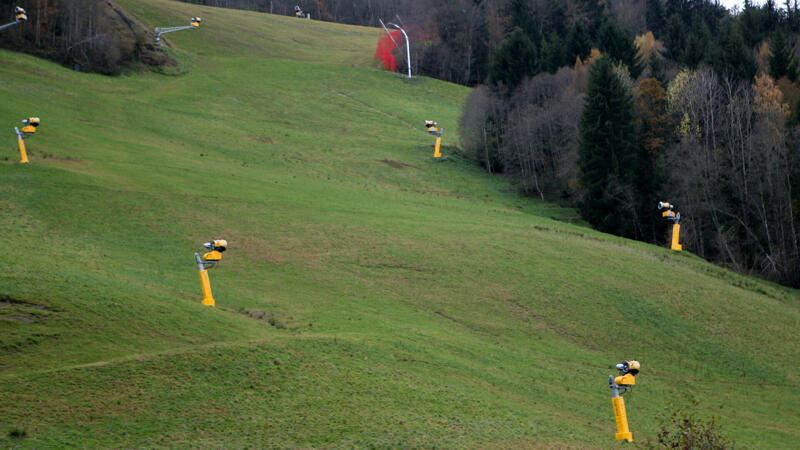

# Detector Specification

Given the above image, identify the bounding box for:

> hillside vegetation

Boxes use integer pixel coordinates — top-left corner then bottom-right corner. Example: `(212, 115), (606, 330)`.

(0, 0), (175, 75)
(0, 0), (798, 447)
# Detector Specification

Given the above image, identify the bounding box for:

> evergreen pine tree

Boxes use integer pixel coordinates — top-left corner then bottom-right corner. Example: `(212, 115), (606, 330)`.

(769, 28), (796, 80)
(664, 14), (686, 61)
(565, 21), (592, 65)
(793, 0), (800, 32)
(469, 5), (491, 85)
(646, 0), (666, 37)
(508, 0), (535, 39)
(546, 2), (568, 36)
(712, 21), (758, 81)
(765, 0), (781, 30)
(788, 59), (799, 82)
(541, 33), (565, 73)
(785, 0), (795, 30)
(648, 52), (666, 82)
(682, 17), (711, 68)
(581, 0), (606, 40)
(665, 0), (688, 22)
(740, 0), (764, 47)
(489, 27), (538, 94)
(791, 94), (800, 125)
(598, 20), (643, 78)
(682, 35), (706, 68)
(579, 56), (640, 237)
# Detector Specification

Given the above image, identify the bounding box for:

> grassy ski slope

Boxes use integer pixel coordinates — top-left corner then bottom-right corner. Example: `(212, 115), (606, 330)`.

(0, 0), (798, 447)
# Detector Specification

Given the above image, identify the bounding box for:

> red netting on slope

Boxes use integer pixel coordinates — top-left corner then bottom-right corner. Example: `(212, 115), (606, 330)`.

(375, 30), (403, 72)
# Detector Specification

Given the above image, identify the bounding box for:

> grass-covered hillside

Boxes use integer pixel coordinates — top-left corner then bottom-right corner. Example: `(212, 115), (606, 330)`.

(1, 0), (798, 447)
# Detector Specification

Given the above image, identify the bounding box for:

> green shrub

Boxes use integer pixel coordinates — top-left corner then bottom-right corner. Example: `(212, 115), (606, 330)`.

(654, 405), (735, 449)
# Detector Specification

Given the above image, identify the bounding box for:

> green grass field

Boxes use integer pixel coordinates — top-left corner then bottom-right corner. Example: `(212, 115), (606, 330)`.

(1, 1), (798, 447)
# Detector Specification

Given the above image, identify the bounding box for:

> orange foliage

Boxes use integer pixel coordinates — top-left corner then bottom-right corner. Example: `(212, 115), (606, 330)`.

(634, 31), (665, 61)
(756, 41), (771, 75)
(573, 48), (602, 90)
(753, 73), (790, 118)
(635, 78), (669, 156)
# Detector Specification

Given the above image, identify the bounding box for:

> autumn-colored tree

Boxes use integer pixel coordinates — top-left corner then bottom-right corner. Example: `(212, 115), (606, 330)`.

(572, 48), (602, 91)
(636, 78), (670, 157)
(662, 68), (800, 286)
(634, 31), (664, 63)
(753, 73), (790, 119)
(756, 41), (772, 75)
(635, 77), (670, 240)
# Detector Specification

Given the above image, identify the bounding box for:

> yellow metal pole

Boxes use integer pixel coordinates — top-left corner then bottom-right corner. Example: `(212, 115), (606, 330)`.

(198, 269), (215, 307)
(17, 136), (29, 163)
(611, 396), (633, 442)
(433, 136), (442, 158)
(671, 223), (682, 251)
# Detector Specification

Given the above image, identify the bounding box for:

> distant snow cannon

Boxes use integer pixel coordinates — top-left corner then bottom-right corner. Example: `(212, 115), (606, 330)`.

(425, 120), (443, 158)
(14, 117), (40, 164)
(20, 117), (39, 135)
(658, 201), (682, 251)
(0, 6), (27, 32)
(194, 239), (227, 307)
(14, 6), (25, 22)
(155, 17), (201, 45)
(424, 120), (439, 135)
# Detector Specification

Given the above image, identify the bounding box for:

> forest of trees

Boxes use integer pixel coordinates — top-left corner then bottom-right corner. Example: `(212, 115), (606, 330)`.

(458, 0), (800, 287)
(0, 0), (171, 74)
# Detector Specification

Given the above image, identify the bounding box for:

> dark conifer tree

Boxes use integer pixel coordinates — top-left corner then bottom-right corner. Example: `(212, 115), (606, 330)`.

(792, 0), (800, 32)
(765, 0), (781, 30)
(489, 27), (538, 94)
(646, 0), (666, 37)
(582, 0), (606, 40)
(791, 95), (800, 125)
(541, 33), (566, 73)
(712, 21), (757, 81)
(682, 16), (711, 69)
(469, 6), (492, 85)
(740, 0), (765, 47)
(665, 0), (689, 23)
(769, 28), (796, 80)
(579, 56), (640, 237)
(565, 21), (592, 65)
(648, 53), (666, 82)
(509, 0), (536, 39)
(789, 59), (799, 82)
(664, 14), (686, 61)
(682, 35), (706, 69)
(597, 20), (643, 78)
(544, 1), (568, 36)
(785, 0), (795, 29)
